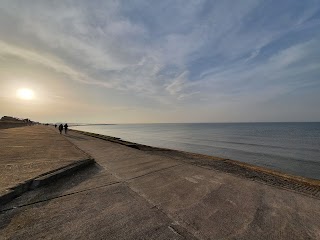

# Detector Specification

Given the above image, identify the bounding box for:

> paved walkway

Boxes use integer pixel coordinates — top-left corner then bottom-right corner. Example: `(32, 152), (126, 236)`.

(0, 126), (89, 195)
(1, 129), (320, 239)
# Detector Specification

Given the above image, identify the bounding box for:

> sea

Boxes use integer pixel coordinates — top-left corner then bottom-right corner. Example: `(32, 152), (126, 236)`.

(71, 122), (320, 180)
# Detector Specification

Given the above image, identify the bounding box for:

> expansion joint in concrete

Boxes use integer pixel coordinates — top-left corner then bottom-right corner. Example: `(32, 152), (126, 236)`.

(0, 181), (121, 213)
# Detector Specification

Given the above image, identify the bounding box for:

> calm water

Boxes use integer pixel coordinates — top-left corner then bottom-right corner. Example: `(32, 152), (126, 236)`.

(72, 123), (320, 180)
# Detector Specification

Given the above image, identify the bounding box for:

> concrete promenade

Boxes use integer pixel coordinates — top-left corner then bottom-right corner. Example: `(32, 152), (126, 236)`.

(1, 126), (320, 239)
(0, 126), (92, 203)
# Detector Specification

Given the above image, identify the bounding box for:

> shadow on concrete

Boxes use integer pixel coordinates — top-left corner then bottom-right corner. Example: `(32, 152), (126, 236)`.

(65, 134), (88, 141)
(0, 163), (104, 229)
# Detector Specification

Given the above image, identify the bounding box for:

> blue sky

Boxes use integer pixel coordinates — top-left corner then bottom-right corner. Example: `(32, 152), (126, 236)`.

(0, 0), (320, 123)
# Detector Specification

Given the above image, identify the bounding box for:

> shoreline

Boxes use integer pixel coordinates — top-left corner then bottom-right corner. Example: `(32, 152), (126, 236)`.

(2, 125), (320, 239)
(70, 123), (320, 181)
(70, 128), (320, 198)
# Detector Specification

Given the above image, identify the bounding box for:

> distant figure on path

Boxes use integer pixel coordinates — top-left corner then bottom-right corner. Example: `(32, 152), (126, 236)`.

(64, 123), (68, 134)
(54, 124), (57, 128)
(58, 124), (63, 134)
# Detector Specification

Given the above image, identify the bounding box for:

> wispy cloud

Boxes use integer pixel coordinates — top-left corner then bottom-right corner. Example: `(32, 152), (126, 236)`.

(0, 41), (84, 81)
(1, 0), (320, 121)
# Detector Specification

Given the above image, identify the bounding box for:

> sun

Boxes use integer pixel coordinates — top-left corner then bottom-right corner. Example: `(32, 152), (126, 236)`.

(16, 88), (35, 100)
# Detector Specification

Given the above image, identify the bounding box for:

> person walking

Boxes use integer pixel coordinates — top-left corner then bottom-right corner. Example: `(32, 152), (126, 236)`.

(58, 124), (63, 134)
(64, 123), (68, 134)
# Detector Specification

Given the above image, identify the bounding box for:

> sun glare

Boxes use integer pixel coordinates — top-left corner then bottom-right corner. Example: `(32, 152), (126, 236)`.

(16, 88), (34, 100)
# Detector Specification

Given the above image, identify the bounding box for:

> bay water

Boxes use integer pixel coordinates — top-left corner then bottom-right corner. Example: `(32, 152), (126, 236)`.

(72, 123), (320, 180)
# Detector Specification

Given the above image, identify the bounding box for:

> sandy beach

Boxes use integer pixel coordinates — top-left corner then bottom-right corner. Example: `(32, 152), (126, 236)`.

(1, 125), (320, 239)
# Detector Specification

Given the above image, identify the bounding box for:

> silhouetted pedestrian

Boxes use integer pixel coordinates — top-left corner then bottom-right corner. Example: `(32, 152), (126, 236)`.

(58, 124), (63, 134)
(64, 123), (68, 134)
(55, 124), (57, 128)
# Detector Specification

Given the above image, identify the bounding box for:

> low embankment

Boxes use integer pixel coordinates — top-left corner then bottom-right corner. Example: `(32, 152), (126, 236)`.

(70, 128), (320, 199)
(0, 125), (95, 205)
(0, 121), (30, 129)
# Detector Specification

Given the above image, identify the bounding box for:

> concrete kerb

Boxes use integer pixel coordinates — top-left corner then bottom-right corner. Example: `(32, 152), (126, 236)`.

(70, 129), (159, 150)
(0, 158), (95, 206)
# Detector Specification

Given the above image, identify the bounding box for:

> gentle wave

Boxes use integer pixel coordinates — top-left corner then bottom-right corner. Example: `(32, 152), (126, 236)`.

(173, 136), (320, 153)
(72, 122), (320, 180)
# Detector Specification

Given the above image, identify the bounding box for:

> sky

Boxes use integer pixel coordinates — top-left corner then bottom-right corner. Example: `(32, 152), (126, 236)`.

(0, 0), (320, 123)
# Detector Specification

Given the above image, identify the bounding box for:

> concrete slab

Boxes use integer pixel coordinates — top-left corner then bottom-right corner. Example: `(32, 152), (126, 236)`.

(0, 125), (92, 204)
(63, 133), (181, 180)
(128, 164), (320, 239)
(0, 165), (119, 212)
(0, 126), (89, 191)
(65, 130), (320, 239)
(0, 184), (193, 240)
(1, 129), (320, 239)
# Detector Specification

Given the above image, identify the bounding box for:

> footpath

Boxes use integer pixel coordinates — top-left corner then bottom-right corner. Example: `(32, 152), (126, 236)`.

(0, 126), (93, 205)
(0, 126), (320, 239)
